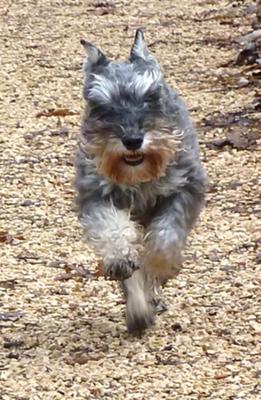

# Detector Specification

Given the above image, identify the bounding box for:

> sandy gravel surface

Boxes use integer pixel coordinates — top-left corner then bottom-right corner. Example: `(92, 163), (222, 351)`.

(0, 1), (260, 399)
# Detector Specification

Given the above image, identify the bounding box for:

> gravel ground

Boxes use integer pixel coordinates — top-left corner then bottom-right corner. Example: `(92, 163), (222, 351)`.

(0, 1), (260, 399)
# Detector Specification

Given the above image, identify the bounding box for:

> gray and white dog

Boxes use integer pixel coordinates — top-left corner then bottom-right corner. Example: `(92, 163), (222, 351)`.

(75, 30), (207, 333)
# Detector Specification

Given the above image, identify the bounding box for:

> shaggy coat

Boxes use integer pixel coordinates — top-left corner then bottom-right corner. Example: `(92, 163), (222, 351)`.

(75, 30), (207, 332)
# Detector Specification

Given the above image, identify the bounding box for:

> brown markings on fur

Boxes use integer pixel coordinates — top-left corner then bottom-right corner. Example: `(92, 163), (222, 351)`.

(143, 249), (182, 281)
(81, 123), (181, 184)
(98, 148), (170, 184)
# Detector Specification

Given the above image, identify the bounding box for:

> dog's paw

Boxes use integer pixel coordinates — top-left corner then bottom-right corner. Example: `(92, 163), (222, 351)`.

(127, 308), (155, 334)
(152, 297), (168, 314)
(105, 259), (139, 280)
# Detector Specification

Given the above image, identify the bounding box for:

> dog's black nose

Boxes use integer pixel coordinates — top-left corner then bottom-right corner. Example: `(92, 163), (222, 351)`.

(122, 136), (143, 150)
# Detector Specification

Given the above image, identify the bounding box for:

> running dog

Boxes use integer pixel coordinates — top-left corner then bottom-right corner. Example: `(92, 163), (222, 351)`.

(75, 30), (207, 333)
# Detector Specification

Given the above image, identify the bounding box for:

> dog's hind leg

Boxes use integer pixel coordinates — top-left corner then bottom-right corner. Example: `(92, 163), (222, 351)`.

(121, 270), (168, 333)
(121, 269), (155, 333)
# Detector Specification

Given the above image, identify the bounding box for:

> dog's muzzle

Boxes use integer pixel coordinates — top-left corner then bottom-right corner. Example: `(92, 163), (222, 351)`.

(121, 135), (144, 165)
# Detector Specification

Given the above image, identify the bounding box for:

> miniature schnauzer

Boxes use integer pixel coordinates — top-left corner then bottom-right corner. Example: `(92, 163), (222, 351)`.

(75, 30), (207, 333)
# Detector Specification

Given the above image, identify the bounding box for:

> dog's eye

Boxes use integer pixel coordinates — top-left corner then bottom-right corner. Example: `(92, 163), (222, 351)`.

(89, 101), (103, 112)
(145, 89), (161, 105)
(89, 102), (112, 119)
(138, 117), (145, 130)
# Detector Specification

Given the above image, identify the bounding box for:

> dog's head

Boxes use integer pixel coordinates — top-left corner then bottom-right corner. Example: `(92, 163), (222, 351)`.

(80, 30), (180, 185)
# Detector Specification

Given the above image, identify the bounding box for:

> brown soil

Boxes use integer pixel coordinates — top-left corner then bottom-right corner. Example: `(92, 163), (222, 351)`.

(0, 1), (260, 399)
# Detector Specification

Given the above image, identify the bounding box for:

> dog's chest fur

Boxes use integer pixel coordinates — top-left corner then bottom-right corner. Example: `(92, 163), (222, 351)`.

(99, 161), (190, 224)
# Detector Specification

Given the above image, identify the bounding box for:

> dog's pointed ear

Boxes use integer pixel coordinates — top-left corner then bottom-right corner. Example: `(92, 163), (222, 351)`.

(130, 29), (151, 62)
(80, 39), (108, 67)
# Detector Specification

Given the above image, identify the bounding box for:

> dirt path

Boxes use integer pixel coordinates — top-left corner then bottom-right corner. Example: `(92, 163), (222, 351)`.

(0, 1), (260, 399)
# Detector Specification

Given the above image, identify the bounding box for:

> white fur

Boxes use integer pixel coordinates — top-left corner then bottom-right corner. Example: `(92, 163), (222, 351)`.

(81, 202), (141, 267)
(88, 74), (119, 104)
(130, 69), (162, 98)
(88, 69), (161, 105)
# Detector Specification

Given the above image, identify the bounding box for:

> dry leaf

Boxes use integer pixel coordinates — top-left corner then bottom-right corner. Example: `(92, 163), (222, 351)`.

(36, 108), (79, 118)
(0, 280), (17, 289)
(0, 231), (9, 243)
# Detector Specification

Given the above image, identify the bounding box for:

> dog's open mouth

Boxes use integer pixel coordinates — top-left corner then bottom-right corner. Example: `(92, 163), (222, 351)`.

(122, 154), (144, 166)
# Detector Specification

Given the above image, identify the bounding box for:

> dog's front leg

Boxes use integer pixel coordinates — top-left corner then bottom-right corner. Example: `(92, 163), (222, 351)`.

(143, 182), (205, 282)
(80, 199), (141, 280)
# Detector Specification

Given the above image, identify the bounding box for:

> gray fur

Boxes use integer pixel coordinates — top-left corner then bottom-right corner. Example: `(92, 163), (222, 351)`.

(75, 30), (207, 333)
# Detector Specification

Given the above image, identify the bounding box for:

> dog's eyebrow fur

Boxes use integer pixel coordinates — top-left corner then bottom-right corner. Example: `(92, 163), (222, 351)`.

(87, 64), (162, 105)
(88, 74), (119, 104)
(129, 69), (162, 97)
